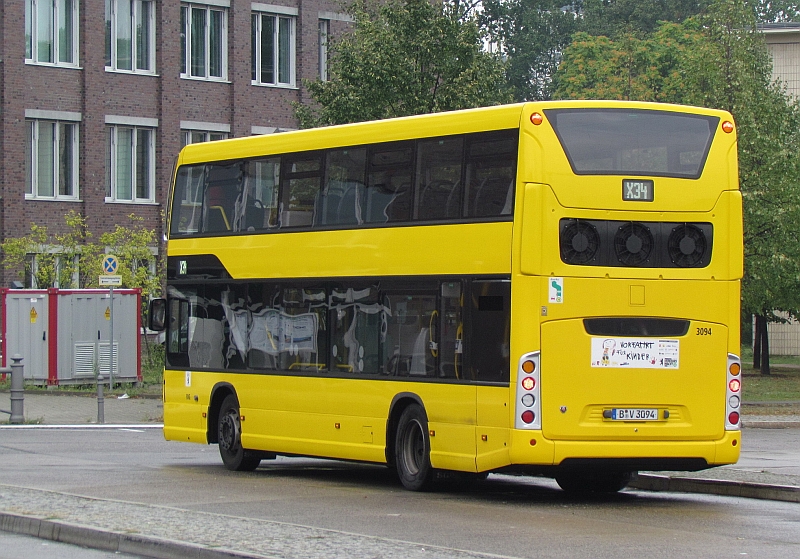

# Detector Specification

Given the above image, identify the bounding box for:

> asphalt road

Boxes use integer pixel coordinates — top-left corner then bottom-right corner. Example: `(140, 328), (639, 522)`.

(2, 428), (800, 558)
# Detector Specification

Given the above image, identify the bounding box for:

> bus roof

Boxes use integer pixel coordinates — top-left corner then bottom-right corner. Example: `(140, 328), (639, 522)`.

(176, 101), (732, 167)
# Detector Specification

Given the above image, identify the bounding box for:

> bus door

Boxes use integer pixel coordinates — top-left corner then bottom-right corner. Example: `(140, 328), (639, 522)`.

(468, 280), (512, 471)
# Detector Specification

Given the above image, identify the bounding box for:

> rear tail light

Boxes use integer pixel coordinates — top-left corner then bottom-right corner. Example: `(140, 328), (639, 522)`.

(725, 354), (742, 430)
(515, 352), (541, 430)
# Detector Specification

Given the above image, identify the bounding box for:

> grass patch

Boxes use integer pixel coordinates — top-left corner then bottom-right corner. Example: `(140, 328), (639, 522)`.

(742, 369), (800, 402)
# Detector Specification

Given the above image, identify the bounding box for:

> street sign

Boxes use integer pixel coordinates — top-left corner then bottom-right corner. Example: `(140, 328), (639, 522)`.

(99, 275), (122, 286)
(102, 255), (119, 275)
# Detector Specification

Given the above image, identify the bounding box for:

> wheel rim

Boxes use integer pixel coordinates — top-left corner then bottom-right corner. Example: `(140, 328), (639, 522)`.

(401, 419), (424, 476)
(219, 409), (240, 453)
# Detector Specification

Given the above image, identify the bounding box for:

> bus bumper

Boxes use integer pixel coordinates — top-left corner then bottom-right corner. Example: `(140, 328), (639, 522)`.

(508, 429), (741, 470)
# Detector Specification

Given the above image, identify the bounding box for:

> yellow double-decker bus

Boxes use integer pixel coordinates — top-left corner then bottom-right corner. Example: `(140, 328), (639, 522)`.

(150, 101), (743, 493)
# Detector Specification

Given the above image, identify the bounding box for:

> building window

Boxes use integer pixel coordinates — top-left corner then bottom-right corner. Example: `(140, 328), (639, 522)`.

(106, 126), (155, 203)
(181, 3), (228, 80)
(105, 0), (155, 73)
(25, 0), (79, 66)
(25, 119), (79, 200)
(319, 19), (329, 81)
(182, 130), (229, 148)
(251, 11), (296, 87)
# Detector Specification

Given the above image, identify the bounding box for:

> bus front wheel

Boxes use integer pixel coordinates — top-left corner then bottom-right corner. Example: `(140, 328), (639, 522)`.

(395, 404), (435, 491)
(555, 470), (633, 494)
(218, 394), (262, 471)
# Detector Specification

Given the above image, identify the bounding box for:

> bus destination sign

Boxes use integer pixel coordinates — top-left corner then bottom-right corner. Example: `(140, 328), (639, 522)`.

(622, 179), (654, 202)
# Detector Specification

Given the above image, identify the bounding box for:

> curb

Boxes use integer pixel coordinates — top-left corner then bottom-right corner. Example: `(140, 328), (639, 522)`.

(0, 512), (273, 559)
(630, 474), (800, 503)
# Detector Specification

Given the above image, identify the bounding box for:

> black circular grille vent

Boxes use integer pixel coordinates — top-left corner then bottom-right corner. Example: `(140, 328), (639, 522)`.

(561, 220), (600, 265)
(668, 224), (707, 267)
(614, 222), (653, 266)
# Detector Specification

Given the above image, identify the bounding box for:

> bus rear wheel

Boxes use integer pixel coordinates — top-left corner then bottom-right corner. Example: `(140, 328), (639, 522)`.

(395, 404), (434, 491)
(218, 394), (262, 472)
(555, 470), (633, 494)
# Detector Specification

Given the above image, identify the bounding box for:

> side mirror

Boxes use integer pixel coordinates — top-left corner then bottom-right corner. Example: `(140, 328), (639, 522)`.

(148, 298), (167, 331)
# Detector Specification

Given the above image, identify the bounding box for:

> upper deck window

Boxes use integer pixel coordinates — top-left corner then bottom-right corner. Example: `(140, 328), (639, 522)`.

(545, 109), (719, 179)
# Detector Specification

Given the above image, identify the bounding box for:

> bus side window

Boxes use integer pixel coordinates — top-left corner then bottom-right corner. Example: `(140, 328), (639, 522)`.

(202, 163), (243, 233)
(467, 280), (510, 382)
(466, 131), (517, 218)
(171, 165), (205, 235)
(239, 158), (280, 231)
(365, 143), (413, 223)
(383, 291), (436, 377)
(281, 154), (322, 228)
(317, 148), (367, 227)
(415, 136), (464, 221)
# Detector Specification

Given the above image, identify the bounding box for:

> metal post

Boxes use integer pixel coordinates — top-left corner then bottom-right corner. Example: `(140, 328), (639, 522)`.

(9, 354), (24, 425)
(97, 373), (105, 424)
(109, 286), (115, 390)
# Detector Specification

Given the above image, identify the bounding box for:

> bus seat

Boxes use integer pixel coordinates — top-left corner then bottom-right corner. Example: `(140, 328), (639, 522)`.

(418, 180), (454, 221)
(244, 200), (264, 230)
(409, 328), (430, 376)
(206, 206), (231, 231)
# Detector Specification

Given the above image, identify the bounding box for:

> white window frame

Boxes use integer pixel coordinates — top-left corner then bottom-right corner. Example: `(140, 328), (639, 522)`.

(25, 0), (80, 67)
(251, 8), (297, 88)
(181, 3), (229, 81)
(106, 120), (157, 204)
(25, 115), (80, 201)
(318, 19), (330, 81)
(105, 0), (156, 74)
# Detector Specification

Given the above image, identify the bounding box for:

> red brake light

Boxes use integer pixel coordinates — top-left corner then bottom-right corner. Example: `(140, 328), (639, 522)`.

(521, 410), (535, 424)
(728, 411), (740, 425)
(729, 378), (741, 392)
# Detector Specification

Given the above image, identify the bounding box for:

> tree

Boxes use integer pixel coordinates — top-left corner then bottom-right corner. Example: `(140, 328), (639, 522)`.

(554, 0), (800, 374)
(295, 0), (512, 127)
(580, 0), (709, 37)
(480, 1), (583, 101)
(1, 212), (163, 303)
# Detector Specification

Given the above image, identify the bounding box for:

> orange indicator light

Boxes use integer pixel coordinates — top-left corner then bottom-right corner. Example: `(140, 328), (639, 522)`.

(530, 113), (543, 125)
(729, 362), (740, 376)
(722, 121), (734, 133)
(522, 360), (536, 374)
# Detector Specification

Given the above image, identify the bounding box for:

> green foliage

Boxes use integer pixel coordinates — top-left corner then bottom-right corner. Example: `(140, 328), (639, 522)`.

(481, 0), (582, 101)
(295, 0), (513, 127)
(1, 212), (162, 303)
(554, 0), (800, 327)
(580, 0), (709, 37)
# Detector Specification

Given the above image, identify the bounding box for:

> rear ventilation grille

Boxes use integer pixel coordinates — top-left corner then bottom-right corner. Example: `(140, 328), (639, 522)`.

(559, 219), (712, 268)
(561, 220), (600, 264)
(614, 222), (654, 266)
(668, 224), (708, 267)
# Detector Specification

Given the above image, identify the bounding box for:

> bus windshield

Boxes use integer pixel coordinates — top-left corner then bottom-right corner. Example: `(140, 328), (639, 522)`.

(545, 108), (719, 179)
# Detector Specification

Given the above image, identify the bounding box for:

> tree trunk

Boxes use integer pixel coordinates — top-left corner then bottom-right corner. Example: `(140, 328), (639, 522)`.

(759, 315), (771, 375)
(753, 314), (762, 369)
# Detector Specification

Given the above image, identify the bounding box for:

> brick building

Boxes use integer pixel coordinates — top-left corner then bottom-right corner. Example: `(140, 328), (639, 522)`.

(0, 0), (349, 286)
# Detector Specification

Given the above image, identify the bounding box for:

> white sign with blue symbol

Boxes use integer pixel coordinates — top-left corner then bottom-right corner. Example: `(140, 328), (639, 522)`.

(548, 277), (563, 303)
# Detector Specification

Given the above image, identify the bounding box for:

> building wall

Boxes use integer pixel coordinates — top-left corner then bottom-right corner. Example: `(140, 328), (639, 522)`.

(0, 0), (348, 285)
(763, 25), (800, 355)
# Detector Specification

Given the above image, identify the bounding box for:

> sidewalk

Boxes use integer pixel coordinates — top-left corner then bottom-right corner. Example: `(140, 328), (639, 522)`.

(1, 391), (799, 559)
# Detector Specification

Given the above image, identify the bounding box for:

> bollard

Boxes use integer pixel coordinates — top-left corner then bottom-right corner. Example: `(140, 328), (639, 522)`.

(9, 355), (24, 425)
(97, 373), (105, 424)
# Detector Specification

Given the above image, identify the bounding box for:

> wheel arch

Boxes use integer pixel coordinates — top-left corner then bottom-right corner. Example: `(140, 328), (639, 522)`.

(207, 382), (236, 444)
(385, 392), (425, 465)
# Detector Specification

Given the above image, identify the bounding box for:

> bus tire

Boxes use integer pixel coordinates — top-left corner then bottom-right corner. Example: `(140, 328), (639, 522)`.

(555, 470), (633, 494)
(395, 404), (435, 491)
(218, 394), (262, 472)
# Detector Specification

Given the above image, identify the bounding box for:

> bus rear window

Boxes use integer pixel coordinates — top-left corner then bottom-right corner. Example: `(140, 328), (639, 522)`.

(545, 109), (719, 179)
